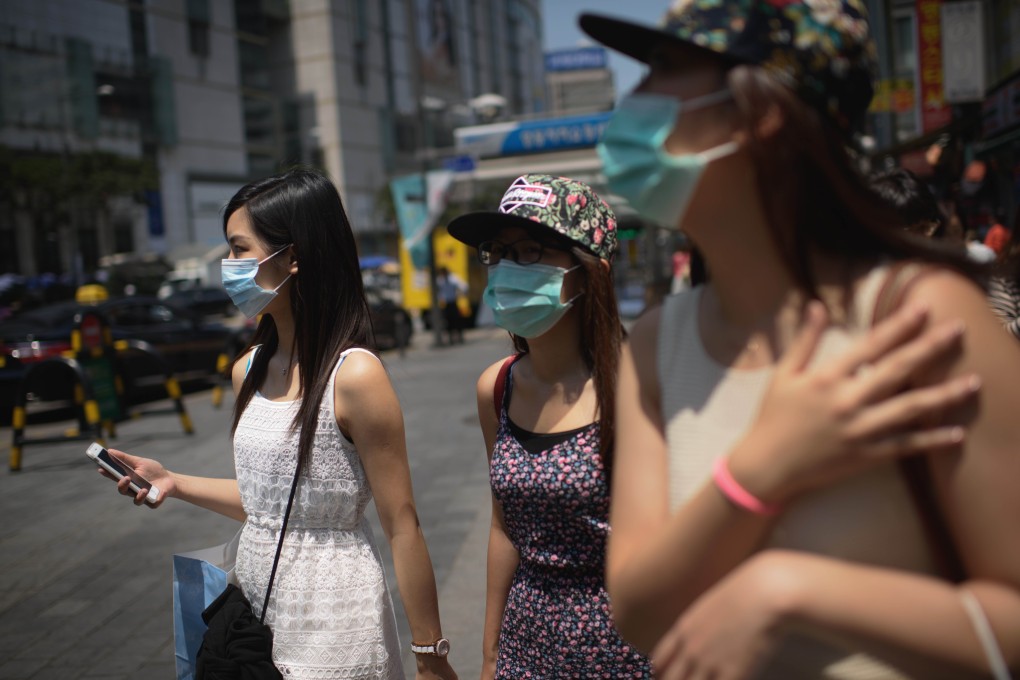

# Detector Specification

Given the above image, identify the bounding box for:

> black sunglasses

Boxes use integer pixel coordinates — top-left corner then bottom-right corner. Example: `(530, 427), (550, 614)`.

(477, 238), (567, 266)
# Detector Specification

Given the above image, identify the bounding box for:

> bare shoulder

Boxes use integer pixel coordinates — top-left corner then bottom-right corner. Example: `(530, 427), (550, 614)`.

(476, 357), (511, 402)
(333, 350), (399, 433)
(626, 303), (664, 380)
(901, 267), (989, 313)
(231, 347), (258, 395)
(476, 356), (518, 459)
(902, 266), (1020, 378)
(334, 349), (388, 397)
(630, 304), (663, 349)
(902, 268), (1015, 344)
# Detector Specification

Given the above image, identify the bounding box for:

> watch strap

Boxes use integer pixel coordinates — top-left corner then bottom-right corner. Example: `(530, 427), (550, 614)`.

(411, 638), (449, 656)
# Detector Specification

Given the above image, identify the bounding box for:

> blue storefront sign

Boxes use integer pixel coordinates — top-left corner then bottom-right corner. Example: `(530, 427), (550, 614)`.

(441, 155), (477, 172)
(146, 190), (165, 237)
(545, 47), (608, 72)
(455, 112), (612, 159)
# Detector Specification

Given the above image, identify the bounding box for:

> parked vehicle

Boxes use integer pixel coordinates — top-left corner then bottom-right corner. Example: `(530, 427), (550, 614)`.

(164, 287), (236, 318)
(365, 287), (413, 351)
(0, 297), (246, 412)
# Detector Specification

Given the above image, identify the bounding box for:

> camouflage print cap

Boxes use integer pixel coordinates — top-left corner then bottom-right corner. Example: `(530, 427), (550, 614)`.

(447, 174), (619, 262)
(580, 0), (876, 133)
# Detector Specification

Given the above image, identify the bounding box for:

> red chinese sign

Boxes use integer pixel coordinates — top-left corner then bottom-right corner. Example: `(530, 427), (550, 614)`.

(916, 0), (952, 132)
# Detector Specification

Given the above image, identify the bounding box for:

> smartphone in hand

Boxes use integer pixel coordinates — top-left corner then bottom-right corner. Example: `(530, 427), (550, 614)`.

(85, 442), (160, 505)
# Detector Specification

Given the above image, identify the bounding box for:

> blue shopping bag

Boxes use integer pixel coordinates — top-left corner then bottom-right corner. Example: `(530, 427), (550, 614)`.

(172, 530), (242, 680)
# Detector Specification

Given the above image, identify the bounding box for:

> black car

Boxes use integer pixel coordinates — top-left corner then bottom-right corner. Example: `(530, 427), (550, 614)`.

(164, 287), (236, 318)
(365, 288), (413, 351)
(0, 297), (245, 411)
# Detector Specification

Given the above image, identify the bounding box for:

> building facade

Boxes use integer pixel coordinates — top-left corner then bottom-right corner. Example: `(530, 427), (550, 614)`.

(0, 0), (544, 280)
(544, 46), (614, 115)
(865, 0), (1020, 228)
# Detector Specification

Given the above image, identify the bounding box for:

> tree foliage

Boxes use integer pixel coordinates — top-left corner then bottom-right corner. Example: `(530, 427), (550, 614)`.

(0, 145), (157, 219)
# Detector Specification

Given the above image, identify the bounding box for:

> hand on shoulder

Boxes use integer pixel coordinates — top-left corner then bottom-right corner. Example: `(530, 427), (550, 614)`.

(729, 299), (979, 504)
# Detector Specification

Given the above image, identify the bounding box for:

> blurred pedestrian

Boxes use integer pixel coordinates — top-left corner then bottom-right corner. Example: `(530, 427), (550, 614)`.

(989, 221), (1020, 339)
(984, 213), (1013, 258)
(447, 174), (653, 679)
(670, 243), (693, 293)
(586, 1), (1020, 678)
(75, 280), (109, 304)
(966, 229), (998, 263)
(868, 168), (943, 237)
(436, 265), (466, 345)
(99, 168), (458, 680)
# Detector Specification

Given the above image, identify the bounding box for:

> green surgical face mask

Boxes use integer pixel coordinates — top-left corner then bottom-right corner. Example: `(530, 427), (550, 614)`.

(483, 261), (581, 338)
(597, 91), (738, 229)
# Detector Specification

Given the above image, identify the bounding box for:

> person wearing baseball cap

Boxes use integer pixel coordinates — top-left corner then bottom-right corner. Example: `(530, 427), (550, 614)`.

(448, 175), (652, 678)
(583, 2), (1020, 679)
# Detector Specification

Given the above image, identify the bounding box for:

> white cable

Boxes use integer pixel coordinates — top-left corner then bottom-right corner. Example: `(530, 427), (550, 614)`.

(959, 588), (1013, 680)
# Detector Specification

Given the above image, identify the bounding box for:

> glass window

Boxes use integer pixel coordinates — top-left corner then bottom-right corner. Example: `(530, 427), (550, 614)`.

(150, 305), (175, 323)
(892, 11), (919, 142)
(893, 14), (916, 78)
(188, 20), (210, 58)
(243, 96), (276, 149)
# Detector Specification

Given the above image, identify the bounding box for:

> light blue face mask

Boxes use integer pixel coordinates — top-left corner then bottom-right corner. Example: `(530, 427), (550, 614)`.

(221, 245), (292, 318)
(483, 260), (581, 339)
(598, 91), (739, 229)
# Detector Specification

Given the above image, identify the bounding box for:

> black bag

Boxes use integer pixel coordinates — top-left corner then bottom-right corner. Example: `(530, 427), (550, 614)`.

(195, 452), (302, 680)
(195, 584), (281, 680)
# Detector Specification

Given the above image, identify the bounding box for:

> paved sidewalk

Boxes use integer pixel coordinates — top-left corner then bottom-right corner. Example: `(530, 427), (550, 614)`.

(0, 328), (512, 679)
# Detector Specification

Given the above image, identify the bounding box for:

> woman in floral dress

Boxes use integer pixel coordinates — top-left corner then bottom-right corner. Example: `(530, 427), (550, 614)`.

(448, 174), (653, 678)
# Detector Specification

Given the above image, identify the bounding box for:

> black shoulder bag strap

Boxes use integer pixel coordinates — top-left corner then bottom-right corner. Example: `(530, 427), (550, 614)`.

(258, 452), (302, 625)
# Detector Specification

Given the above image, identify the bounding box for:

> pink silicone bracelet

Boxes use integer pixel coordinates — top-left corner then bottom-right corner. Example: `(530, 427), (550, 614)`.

(712, 457), (783, 516)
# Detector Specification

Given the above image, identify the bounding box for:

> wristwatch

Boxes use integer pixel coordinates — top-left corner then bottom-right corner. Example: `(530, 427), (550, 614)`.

(411, 637), (451, 657)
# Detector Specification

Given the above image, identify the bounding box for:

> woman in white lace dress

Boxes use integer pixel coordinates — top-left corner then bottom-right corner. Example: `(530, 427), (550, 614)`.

(104, 169), (459, 680)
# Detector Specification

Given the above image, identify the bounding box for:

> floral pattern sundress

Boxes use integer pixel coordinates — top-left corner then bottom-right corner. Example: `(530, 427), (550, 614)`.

(489, 359), (652, 679)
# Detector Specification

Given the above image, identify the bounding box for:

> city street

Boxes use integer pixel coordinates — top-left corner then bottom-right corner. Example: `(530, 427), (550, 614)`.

(0, 329), (512, 680)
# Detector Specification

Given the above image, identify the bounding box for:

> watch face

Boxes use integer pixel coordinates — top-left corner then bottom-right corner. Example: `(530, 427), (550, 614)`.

(436, 639), (451, 657)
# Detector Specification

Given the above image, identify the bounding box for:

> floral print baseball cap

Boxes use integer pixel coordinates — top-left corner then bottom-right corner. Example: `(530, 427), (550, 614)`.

(448, 175), (619, 262)
(580, 0), (876, 133)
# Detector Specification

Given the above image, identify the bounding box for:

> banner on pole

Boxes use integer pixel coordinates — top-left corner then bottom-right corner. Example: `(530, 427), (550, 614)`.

(390, 171), (454, 269)
(916, 0), (952, 132)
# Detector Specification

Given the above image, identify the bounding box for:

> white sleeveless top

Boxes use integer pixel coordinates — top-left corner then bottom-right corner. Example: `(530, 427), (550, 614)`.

(232, 348), (403, 679)
(657, 269), (943, 679)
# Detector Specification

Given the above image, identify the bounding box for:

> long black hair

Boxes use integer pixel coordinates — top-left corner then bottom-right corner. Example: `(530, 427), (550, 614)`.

(225, 167), (374, 467)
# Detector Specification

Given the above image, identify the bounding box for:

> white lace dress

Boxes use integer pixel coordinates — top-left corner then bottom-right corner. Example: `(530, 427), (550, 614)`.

(232, 348), (403, 679)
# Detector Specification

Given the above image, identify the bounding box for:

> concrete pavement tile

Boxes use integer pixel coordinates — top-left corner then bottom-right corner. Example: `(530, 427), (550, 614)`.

(1, 338), (504, 679)
(0, 658), (50, 679)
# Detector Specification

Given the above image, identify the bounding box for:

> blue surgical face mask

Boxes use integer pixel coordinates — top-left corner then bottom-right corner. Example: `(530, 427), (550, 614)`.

(598, 91), (739, 229)
(483, 260), (581, 338)
(221, 244), (292, 318)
